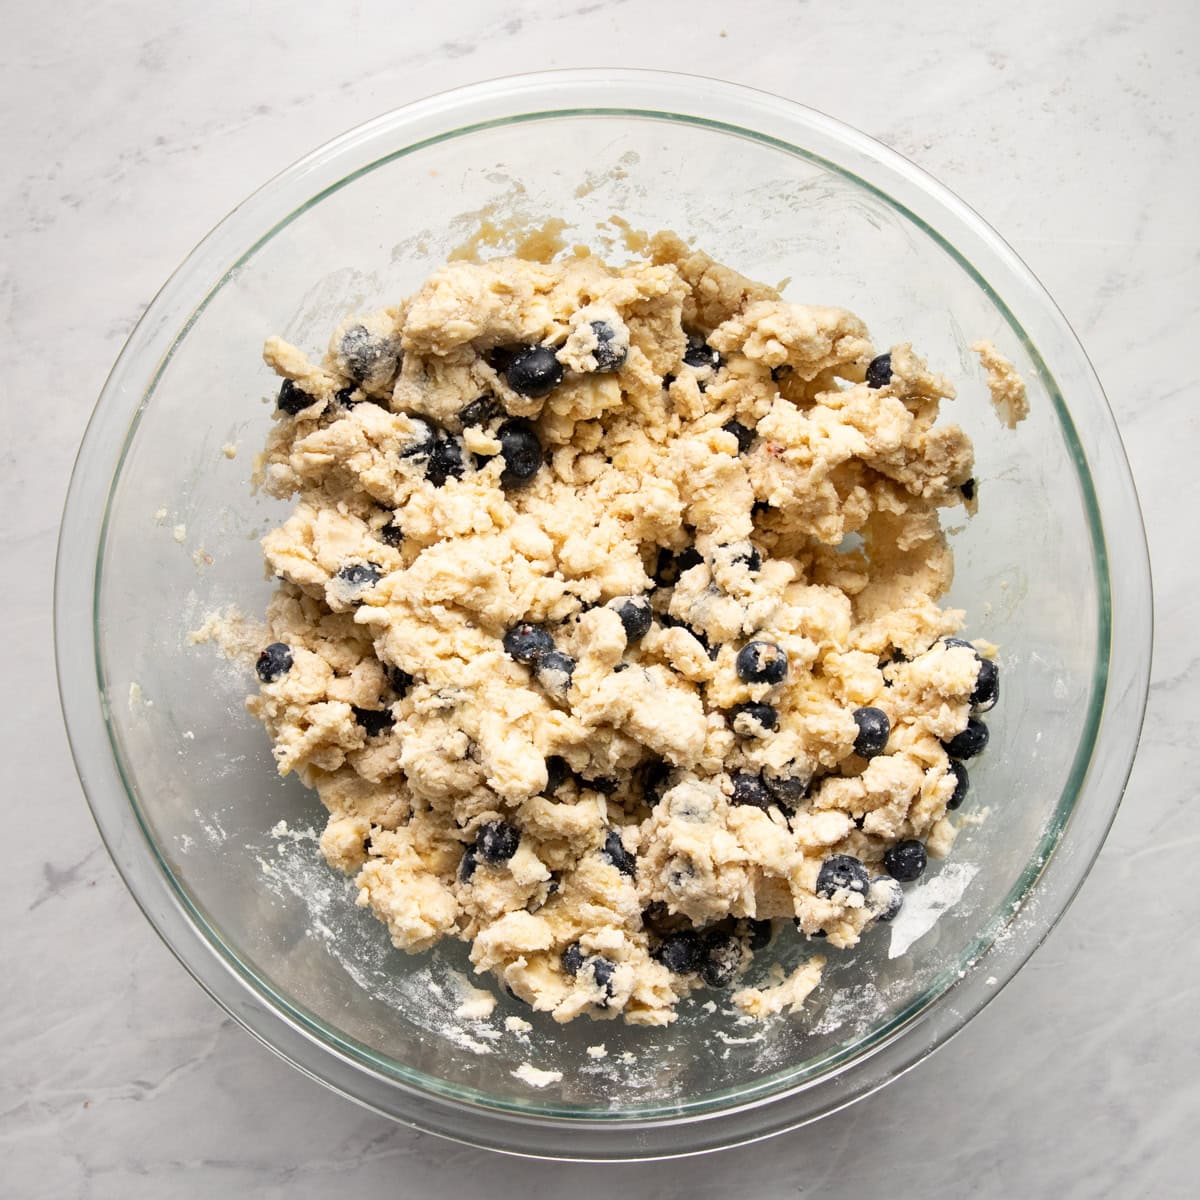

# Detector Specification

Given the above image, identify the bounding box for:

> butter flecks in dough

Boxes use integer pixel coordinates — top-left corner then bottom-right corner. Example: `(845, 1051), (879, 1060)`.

(245, 238), (1006, 1026)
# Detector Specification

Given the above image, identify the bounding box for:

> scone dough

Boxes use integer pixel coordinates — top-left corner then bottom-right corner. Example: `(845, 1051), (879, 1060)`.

(247, 232), (997, 1025)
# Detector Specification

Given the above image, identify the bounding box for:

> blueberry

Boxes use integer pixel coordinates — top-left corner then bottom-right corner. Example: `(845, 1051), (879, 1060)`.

(972, 657), (999, 711)
(732, 544), (762, 571)
(255, 642), (293, 682)
(946, 760), (969, 810)
(603, 830), (637, 878)
(735, 640), (788, 685)
(883, 839), (927, 882)
(722, 420), (756, 454)
(379, 517), (404, 546)
(561, 942), (585, 975)
(458, 395), (500, 427)
(334, 386), (359, 409)
(616, 597), (652, 642)
(944, 717), (990, 759)
(730, 771), (772, 810)
(590, 320), (627, 372)
(590, 957), (616, 998)
(852, 707), (890, 758)
(815, 854), (870, 900)
(535, 650), (576, 694)
(700, 932), (742, 988)
(426, 436), (464, 486)
(352, 706), (394, 737)
(730, 702), (778, 737)
(586, 776), (620, 795)
(496, 418), (542, 487)
(506, 345), (563, 397)
(739, 918), (773, 951)
(683, 332), (722, 371)
(868, 876), (904, 923)
(277, 379), (316, 415)
(339, 324), (379, 383)
(476, 820), (520, 865)
(762, 769), (809, 807)
(503, 622), (554, 665)
(655, 930), (703, 974)
(544, 755), (571, 794)
(398, 417), (438, 459)
(653, 546), (703, 588)
(337, 562), (382, 590)
(960, 477), (976, 501)
(640, 759), (671, 806)
(613, 662), (630, 673)
(459, 846), (478, 882)
(386, 665), (413, 695)
(770, 364), (793, 382)
(865, 352), (892, 389)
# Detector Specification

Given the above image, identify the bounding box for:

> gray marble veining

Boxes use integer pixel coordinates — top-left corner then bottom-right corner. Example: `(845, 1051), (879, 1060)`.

(2, 0), (1197, 1196)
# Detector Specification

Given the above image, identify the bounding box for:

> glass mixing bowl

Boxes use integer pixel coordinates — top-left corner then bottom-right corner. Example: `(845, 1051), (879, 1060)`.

(55, 70), (1151, 1159)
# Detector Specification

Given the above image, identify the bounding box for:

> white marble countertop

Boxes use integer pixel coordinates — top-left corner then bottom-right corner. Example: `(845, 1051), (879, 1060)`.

(3, 0), (1196, 1194)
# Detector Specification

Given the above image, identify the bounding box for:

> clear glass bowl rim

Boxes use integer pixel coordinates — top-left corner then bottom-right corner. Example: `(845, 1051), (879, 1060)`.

(54, 68), (1153, 1160)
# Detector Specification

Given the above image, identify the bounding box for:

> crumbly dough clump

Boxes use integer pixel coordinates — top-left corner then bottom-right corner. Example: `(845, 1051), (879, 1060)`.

(247, 233), (1000, 1026)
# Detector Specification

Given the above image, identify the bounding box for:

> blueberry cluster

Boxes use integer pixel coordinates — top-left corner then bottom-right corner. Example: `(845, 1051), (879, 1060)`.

(502, 622), (576, 698)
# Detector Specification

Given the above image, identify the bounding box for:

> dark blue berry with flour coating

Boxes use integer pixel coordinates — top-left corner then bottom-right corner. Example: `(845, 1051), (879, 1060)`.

(815, 854), (870, 900)
(971, 657), (999, 711)
(590, 320), (627, 372)
(700, 931), (742, 988)
(561, 942), (584, 975)
(946, 760), (969, 810)
(503, 622), (554, 665)
(459, 846), (478, 882)
(256, 642), (293, 682)
(736, 640), (788, 685)
(730, 771), (772, 810)
(852, 706), (890, 758)
(399, 417), (437, 459)
(337, 562), (382, 590)
(603, 830), (637, 878)
(458, 395), (500, 427)
(277, 379), (316, 415)
(506, 345), (563, 397)
(655, 929), (704, 974)
(683, 332), (722, 371)
(883, 839), (927, 882)
(339, 324), (396, 385)
(535, 650), (576, 694)
(944, 717), (990, 759)
(476, 821), (520, 865)
(762, 768), (809, 808)
(426, 436), (464, 486)
(730, 701), (778, 737)
(865, 352), (892, 389)
(616, 597), (653, 642)
(497, 418), (542, 487)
